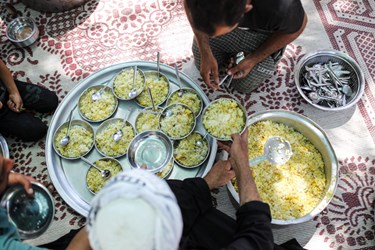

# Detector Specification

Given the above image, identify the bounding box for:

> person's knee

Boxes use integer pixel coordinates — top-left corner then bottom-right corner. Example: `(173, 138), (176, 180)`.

(18, 119), (48, 141)
(40, 91), (59, 113)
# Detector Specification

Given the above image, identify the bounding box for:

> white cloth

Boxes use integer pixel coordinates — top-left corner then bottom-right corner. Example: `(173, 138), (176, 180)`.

(87, 169), (183, 250)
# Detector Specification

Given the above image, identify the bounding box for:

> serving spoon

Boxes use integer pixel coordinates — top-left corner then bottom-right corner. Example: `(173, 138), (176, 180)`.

(174, 65), (183, 97)
(59, 109), (74, 146)
(249, 136), (292, 166)
(128, 66), (138, 99)
(147, 87), (157, 112)
(80, 156), (111, 179)
(157, 52), (160, 80)
(113, 107), (133, 142)
(91, 81), (110, 101)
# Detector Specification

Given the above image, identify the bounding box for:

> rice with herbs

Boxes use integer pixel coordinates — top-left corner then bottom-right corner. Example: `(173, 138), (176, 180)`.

(174, 132), (209, 167)
(159, 104), (195, 139)
(86, 159), (123, 194)
(135, 107), (162, 132)
(54, 126), (93, 158)
(167, 89), (202, 116)
(79, 87), (117, 121)
(202, 99), (245, 140)
(135, 72), (169, 107)
(232, 120), (326, 220)
(113, 67), (145, 99)
(95, 121), (135, 157)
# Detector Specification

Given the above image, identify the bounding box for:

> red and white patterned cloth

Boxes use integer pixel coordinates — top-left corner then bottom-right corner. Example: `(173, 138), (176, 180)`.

(0, 0), (374, 248)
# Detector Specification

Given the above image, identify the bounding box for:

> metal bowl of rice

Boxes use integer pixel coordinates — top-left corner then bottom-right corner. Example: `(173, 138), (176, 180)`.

(85, 157), (124, 195)
(159, 103), (196, 140)
(155, 159), (174, 179)
(226, 110), (338, 225)
(173, 131), (210, 168)
(128, 130), (173, 174)
(202, 98), (247, 141)
(166, 87), (203, 117)
(53, 120), (95, 160)
(135, 107), (163, 133)
(78, 85), (118, 122)
(95, 118), (136, 158)
(112, 66), (146, 100)
(135, 71), (170, 108)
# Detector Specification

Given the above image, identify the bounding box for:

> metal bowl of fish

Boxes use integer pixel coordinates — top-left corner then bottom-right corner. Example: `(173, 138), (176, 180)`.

(295, 49), (364, 111)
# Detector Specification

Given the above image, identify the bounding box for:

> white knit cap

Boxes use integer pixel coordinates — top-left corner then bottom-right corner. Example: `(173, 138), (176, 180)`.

(87, 169), (183, 250)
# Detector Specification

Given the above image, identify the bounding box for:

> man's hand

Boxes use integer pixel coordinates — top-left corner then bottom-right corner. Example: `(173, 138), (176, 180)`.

(204, 160), (235, 190)
(200, 52), (220, 90)
(8, 171), (36, 195)
(227, 56), (256, 80)
(218, 128), (249, 169)
(7, 92), (23, 112)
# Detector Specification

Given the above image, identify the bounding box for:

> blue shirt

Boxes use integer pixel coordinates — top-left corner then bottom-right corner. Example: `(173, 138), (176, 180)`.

(0, 207), (47, 250)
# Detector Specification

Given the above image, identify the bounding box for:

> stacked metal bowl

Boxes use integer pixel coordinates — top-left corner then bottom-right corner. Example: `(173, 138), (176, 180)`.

(294, 49), (364, 111)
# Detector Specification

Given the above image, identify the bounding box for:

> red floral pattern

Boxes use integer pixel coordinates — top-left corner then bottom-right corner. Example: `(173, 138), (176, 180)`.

(1, 0), (374, 248)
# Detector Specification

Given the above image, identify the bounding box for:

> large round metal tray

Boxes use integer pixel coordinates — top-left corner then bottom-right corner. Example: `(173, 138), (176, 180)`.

(46, 61), (217, 216)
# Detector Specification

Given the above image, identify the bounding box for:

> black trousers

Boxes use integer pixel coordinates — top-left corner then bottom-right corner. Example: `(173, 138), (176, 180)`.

(0, 80), (58, 141)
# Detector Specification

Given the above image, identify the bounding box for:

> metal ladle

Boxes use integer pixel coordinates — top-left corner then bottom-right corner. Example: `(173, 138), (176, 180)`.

(249, 136), (292, 166)
(174, 65), (183, 97)
(59, 109), (74, 146)
(113, 108), (133, 142)
(128, 66), (138, 99)
(80, 157), (111, 179)
(157, 52), (160, 80)
(147, 87), (156, 112)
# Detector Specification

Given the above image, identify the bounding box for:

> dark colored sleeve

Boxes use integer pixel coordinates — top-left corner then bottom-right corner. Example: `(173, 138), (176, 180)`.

(167, 178), (213, 234)
(222, 201), (274, 250)
(275, 0), (305, 33)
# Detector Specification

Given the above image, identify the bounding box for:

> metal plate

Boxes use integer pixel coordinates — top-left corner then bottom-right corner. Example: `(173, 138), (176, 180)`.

(46, 61), (217, 216)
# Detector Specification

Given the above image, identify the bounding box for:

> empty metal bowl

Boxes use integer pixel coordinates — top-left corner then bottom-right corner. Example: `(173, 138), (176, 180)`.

(226, 110), (338, 225)
(53, 120), (95, 160)
(78, 85), (118, 122)
(95, 118), (136, 158)
(127, 130), (173, 174)
(0, 182), (54, 239)
(6, 17), (39, 47)
(294, 49), (365, 111)
(202, 98), (247, 141)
